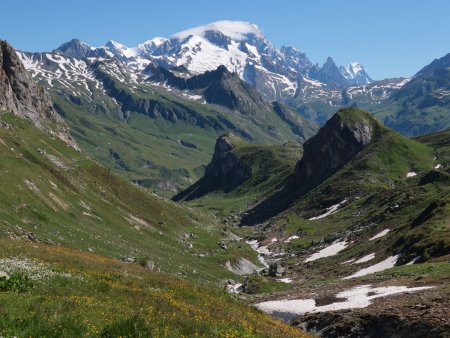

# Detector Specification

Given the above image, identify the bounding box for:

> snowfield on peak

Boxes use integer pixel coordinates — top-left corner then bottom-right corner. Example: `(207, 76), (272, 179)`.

(105, 40), (139, 58)
(171, 20), (262, 41)
(341, 62), (363, 78)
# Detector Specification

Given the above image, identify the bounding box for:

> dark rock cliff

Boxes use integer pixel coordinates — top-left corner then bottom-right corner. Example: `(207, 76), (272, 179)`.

(173, 134), (251, 201)
(204, 134), (252, 186)
(0, 40), (77, 148)
(295, 108), (375, 187)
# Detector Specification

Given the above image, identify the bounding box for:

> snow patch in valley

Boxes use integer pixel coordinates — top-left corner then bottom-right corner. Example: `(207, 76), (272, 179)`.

(305, 240), (348, 262)
(342, 258), (355, 265)
(277, 278), (292, 284)
(255, 284), (433, 320)
(406, 256), (421, 265)
(309, 199), (347, 220)
(406, 172), (417, 178)
(343, 254), (400, 279)
(369, 229), (390, 241)
(246, 240), (270, 268)
(181, 92), (203, 101)
(353, 253), (375, 264)
(284, 235), (300, 243)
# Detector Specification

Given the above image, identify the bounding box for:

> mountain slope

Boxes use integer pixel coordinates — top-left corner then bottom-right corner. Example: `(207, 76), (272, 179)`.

(0, 113), (259, 282)
(175, 108), (449, 336)
(0, 113), (307, 337)
(374, 53), (450, 136)
(242, 108), (436, 224)
(17, 49), (317, 195)
(287, 77), (410, 126)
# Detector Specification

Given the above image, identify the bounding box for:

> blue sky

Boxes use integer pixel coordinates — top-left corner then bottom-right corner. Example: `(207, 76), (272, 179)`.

(2, 0), (449, 80)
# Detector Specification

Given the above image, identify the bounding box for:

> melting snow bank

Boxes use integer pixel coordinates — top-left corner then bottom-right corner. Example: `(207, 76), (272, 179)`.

(246, 240), (270, 268)
(254, 284), (433, 321)
(353, 253), (376, 264)
(406, 172), (417, 178)
(308, 199), (347, 220)
(284, 235), (300, 243)
(277, 278), (292, 283)
(369, 229), (390, 241)
(305, 241), (348, 262)
(343, 254), (400, 279)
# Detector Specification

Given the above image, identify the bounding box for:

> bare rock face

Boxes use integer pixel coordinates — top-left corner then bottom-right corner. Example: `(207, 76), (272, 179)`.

(172, 133), (251, 201)
(204, 134), (252, 189)
(0, 40), (77, 149)
(295, 108), (375, 186)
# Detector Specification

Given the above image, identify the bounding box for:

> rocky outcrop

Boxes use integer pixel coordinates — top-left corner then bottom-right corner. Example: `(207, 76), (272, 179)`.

(173, 134), (252, 201)
(295, 108), (376, 186)
(204, 134), (251, 185)
(0, 40), (77, 149)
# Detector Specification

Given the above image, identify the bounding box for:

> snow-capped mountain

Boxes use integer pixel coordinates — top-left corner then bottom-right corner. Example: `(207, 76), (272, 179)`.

(48, 20), (373, 102)
(20, 20), (414, 129)
(340, 62), (372, 84)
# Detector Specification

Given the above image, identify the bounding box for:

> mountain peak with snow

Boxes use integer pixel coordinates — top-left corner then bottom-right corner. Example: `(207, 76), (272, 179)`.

(105, 40), (138, 58)
(50, 21), (373, 101)
(171, 20), (262, 41)
(339, 62), (372, 84)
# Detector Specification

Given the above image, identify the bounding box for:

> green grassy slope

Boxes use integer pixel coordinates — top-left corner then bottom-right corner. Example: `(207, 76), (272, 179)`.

(0, 113), (262, 284)
(415, 128), (450, 168)
(0, 112), (311, 335)
(242, 108), (437, 224)
(245, 110), (448, 286)
(0, 240), (307, 337)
